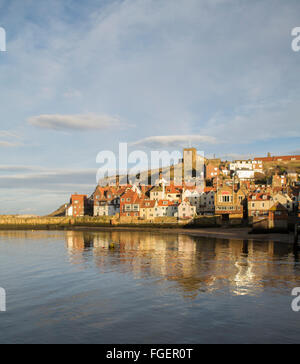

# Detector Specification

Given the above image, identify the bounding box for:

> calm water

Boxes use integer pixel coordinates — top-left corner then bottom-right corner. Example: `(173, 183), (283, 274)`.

(0, 229), (300, 344)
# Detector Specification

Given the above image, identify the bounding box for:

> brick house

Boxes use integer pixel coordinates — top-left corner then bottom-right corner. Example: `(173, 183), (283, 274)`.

(120, 190), (143, 217)
(206, 162), (220, 179)
(70, 194), (88, 217)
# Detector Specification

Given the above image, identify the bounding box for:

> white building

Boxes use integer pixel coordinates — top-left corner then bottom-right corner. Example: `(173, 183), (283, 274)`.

(176, 200), (196, 219)
(230, 160), (263, 173)
(94, 198), (120, 216)
(235, 169), (255, 180)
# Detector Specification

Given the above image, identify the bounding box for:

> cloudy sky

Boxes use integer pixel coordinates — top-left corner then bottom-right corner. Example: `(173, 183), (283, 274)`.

(0, 0), (300, 215)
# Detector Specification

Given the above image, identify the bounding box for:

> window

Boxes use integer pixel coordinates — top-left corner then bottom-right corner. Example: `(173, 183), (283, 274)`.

(222, 195), (232, 202)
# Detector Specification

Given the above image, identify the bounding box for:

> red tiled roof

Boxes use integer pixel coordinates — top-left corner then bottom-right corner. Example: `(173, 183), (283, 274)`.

(248, 193), (271, 201)
(140, 200), (156, 208)
(157, 199), (177, 207)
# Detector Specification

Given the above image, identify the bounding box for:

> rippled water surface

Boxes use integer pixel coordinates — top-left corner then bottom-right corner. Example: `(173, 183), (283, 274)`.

(0, 230), (300, 344)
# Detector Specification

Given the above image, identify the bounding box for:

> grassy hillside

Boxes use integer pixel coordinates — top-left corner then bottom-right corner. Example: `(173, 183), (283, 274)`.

(263, 160), (300, 176)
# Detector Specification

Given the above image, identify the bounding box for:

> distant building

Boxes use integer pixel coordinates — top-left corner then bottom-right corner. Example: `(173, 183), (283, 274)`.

(235, 169), (255, 180)
(255, 154), (300, 162)
(229, 160), (263, 173)
(272, 174), (287, 188)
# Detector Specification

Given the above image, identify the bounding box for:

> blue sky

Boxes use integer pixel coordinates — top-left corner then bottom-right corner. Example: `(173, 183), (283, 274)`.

(0, 0), (300, 215)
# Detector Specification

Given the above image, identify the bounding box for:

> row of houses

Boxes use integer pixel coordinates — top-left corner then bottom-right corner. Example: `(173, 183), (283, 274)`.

(66, 178), (300, 222)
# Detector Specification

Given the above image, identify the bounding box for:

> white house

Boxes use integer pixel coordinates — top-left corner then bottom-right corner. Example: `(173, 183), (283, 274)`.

(235, 169), (255, 180)
(230, 160), (263, 173)
(94, 198), (120, 216)
(176, 200), (196, 219)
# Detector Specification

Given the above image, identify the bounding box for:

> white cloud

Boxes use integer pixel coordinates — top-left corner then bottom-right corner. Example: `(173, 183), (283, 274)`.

(27, 113), (122, 131)
(0, 130), (21, 148)
(130, 135), (217, 149)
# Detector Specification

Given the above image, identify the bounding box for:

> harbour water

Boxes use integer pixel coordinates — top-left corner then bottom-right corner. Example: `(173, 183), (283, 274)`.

(0, 230), (300, 344)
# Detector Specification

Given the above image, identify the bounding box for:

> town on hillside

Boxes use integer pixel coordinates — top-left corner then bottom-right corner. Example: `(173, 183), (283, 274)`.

(64, 149), (300, 231)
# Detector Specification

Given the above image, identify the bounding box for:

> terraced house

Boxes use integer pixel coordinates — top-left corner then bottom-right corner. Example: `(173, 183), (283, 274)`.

(247, 193), (273, 217)
(120, 190), (143, 217)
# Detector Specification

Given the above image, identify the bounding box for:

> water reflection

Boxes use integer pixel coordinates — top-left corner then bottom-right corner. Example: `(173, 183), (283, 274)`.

(65, 230), (300, 298)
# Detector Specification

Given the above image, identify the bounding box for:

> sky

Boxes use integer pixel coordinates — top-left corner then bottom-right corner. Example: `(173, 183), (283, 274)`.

(0, 0), (300, 215)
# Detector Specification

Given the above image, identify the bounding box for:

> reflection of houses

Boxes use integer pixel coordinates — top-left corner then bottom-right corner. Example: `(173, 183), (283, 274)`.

(65, 231), (93, 251)
(64, 230), (298, 298)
